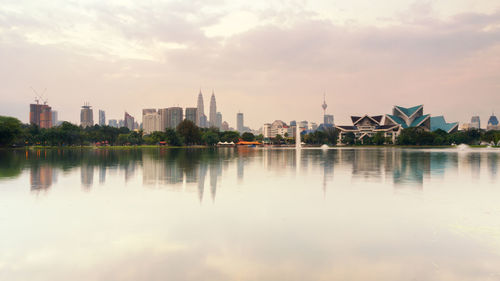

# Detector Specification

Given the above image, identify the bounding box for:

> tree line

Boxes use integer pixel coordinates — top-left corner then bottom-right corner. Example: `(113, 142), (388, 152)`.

(1, 115), (499, 147)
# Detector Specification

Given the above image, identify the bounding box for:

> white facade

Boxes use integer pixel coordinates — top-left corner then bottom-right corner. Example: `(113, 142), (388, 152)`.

(143, 112), (160, 134)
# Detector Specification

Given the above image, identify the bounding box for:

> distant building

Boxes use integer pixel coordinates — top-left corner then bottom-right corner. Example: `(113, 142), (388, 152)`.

(167, 107), (183, 129)
(237, 112), (244, 133)
(471, 116), (481, 129)
(30, 102), (52, 128)
(487, 114), (500, 131)
(221, 121), (229, 131)
(197, 90), (205, 127)
(209, 90), (217, 127)
(80, 103), (94, 128)
(142, 109), (160, 134)
(52, 111), (58, 126)
(289, 120), (296, 126)
(309, 122), (318, 131)
(108, 119), (118, 127)
(199, 115), (208, 128)
(263, 120), (290, 138)
(118, 119), (124, 128)
(298, 121), (308, 129)
(124, 112), (135, 130)
(98, 110), (106, 126)
(185, 107), (197, 124)
(216, 112), (222, 129)
(324, 114), (334, 125)
(385, 105), (458, 134)
(337, 115), (400, 143)
(158, 108), (168, 131)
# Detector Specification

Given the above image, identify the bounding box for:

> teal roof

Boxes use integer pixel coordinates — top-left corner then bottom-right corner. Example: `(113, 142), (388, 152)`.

(430, 116), (458, 133)
(395, 105), (422, 117)
(387, 114), (407, 128)
(410, 114), (430, 127)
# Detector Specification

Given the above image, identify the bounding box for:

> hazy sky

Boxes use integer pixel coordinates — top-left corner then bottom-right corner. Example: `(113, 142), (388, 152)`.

(1, 0), (499, 128)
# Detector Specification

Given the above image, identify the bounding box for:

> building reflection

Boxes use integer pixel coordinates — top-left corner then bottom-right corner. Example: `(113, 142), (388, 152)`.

(30, 165), (55, 192)
(5, 147), (499, 199)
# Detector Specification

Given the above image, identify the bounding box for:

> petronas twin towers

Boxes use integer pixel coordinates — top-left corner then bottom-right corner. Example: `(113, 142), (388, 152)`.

(196, 89), (219, 128)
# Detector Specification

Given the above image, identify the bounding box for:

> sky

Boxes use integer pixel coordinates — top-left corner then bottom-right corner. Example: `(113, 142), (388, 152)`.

(0, 0), (499, 129)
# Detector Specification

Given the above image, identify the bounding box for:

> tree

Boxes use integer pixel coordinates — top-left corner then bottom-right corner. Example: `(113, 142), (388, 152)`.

(342, 132), (355, 145)
(165, 128), (183, 146)
(176, 120), (201, 145)
(372, 132), (385, 145)
(241, 132), (255, 141)
(202, 131), (219, 146)
(274, 134), (283, 144)
(0, 116), (22, 146)
(220, 131), (240, 143)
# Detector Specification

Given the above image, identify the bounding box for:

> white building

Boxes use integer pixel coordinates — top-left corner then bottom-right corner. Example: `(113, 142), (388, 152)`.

(143, 109), (161, 134)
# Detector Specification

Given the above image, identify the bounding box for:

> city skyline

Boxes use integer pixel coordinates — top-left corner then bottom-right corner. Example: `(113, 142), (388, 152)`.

(2, 1), (500, 128)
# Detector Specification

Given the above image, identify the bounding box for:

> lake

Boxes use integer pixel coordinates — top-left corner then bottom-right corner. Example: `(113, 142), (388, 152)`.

(1, 147), (500, 281)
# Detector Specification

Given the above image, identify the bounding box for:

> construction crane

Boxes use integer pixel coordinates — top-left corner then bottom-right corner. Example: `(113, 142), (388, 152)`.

(31, 87), (48, 105)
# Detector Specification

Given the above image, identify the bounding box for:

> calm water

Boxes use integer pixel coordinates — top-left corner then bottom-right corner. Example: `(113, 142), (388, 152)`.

(1, 147), (500, 281)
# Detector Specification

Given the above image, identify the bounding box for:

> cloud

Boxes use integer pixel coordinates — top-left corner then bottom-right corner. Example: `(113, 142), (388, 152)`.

(0, 1), (500, 127)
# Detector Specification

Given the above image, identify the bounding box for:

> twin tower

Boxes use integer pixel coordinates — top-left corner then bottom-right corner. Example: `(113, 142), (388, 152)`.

(197, 89), (220, 128)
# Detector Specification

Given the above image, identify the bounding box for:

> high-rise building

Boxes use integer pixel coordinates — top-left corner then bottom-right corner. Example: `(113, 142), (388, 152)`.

(216, 112), (222, 129)
(52, 111), (58, 126)
(324, 114), (334, 125)
(487, 113), (499, 131)
(200, 115), (208, 128)
(143, 109), (160, 134)
(158, 108), (168, 131)
(221, 121), (229, 131)
(30, 102), (52, 128)
(209, 90), (217, 127)
(39, 105), (52, 129)
(118, 119), (124, 128)
(124, 112), (135, 130)
(471, 116), (481, 129)
(108, 119), (118, 127)
(185, 107), (197, 124)
(197, 90), (205, 127)
(237, 112), (244, 133)
(167, 107), (183, 129)
(298, 120), (308, 129)
(80, 103), (94, 128)
(98, 110), (106, 126)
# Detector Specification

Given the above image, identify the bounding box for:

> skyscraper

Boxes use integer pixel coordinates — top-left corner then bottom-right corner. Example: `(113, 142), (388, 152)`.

(471, 116), (481, 129)
(39, 105), (52, 129)
(237, 112), (244, 133)
(108, 119), (118, 127)
(487, 113), (499, 131)
(30, 100), (52, 128)
(80, 103), (93, 128)
(185, 107), (197, 123)
(51, 111), (58, 126)
(197, 90), (205, 127)
(143, 109), (160, 134)
(209, 90), (217, 127)
(158, 108), (168, 131)
(124, 112), (134, 130)
(324, 115), (334, 125)
(98, 110), (106, 126)
(167, 107), (183, 129)
(216, 112), (222, 129)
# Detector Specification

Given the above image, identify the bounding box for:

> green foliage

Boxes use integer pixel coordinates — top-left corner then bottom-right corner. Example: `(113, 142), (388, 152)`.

(342, 132), (356, 145)
(219, 131), (240, 143)
(0, 116), (22, 146)
(241, 132), (255, 141)
(176, 120), (201, 145)
(165, 128), (183, 146)
(372, 132), (385, 145)
(202, 131), (219, 146)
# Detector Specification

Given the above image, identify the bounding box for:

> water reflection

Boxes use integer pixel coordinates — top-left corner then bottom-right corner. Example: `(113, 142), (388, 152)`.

(0, 148), (499, 196)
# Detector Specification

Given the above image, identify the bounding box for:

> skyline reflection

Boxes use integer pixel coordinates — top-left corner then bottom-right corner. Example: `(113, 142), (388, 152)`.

(0, 148), (498, 197)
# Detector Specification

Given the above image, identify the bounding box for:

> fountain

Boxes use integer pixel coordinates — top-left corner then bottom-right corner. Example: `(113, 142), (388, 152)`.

(456, 143), (470, 151)
(296, 126), (302, 149)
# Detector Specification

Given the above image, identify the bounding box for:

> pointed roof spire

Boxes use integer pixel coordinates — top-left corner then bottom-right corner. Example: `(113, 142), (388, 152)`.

(212, 88), (215, 96)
